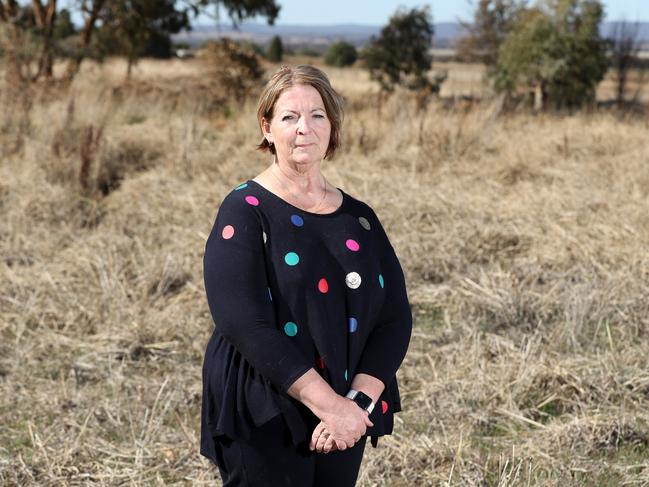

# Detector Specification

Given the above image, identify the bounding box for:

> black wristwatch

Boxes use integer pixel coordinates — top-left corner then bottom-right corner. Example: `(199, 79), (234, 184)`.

(345, 389), (375, 414)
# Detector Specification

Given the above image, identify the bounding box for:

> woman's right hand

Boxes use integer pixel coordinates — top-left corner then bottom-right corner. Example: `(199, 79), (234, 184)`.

(310, 396), (373, 451)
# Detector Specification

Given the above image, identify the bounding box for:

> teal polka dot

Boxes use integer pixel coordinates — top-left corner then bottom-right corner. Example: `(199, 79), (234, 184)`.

(284, 252), (300, 266)
(379, 274), (385, 288)
(284, 321), (298, 336)
(344, 369), (348, 381)
(234, 183), (248, 191)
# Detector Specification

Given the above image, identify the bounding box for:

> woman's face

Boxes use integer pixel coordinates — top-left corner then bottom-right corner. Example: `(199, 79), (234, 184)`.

(263, 84), (332, 168)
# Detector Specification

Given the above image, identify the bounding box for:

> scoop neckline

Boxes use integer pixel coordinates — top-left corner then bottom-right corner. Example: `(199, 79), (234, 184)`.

(247, 179), (348, 217)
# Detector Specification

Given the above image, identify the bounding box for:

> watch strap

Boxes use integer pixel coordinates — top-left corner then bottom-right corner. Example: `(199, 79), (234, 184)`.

(345, 389), (375, 414)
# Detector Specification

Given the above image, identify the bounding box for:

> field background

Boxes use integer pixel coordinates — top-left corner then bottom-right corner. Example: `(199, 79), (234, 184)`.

(2, 56), (649, 485)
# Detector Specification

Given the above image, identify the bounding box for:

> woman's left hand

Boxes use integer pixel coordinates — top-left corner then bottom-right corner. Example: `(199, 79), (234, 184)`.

(311, 421), (363, 453)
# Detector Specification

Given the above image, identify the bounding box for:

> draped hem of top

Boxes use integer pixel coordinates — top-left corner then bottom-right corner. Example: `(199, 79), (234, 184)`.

(199, 331), (403, 464)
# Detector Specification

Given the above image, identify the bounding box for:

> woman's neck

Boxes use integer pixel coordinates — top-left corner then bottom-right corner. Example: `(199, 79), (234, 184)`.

(272, 158), (324, 193)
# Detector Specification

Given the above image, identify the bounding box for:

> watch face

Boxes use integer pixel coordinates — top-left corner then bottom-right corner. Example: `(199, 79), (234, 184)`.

(353, 391), (373, 410)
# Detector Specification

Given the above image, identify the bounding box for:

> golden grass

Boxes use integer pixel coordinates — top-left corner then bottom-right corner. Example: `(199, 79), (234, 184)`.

(2, 59), (649, 486)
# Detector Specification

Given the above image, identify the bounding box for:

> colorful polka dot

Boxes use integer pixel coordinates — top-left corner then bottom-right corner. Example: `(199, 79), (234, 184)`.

(316, 357), (325, 370)
(284, 252), (300, 266)
(245, 195), (259, 206)
(379, 274), (385, 288)
(268, 288), (273, 301)
(284, 321), (298, 336)
(222, 225), (235, 239)
(234, 183), (248, 191)
(358, 217), (371, 230)
(262, 231), (267, 244)
(345, 272), (361, 289)
(346, 239), (360, 252)
(344, 369), (348, 381)
(291, 214), (304, 227)
(381, 400), (388, 414)
(348, 317), (358, 333)
(318, 278), (329, 293)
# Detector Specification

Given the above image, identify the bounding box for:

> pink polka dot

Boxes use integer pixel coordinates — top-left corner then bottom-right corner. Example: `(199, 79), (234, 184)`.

(318, 278), (329, 293)
(222, 225), (235, 239)
(346, 239), (360, 251)
(245, 195), (259, 206)
(381, 400), (388, 414)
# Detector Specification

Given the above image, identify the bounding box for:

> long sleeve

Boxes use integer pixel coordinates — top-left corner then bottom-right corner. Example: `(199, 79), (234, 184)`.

(203, 193), (313, 391)
(354, 210), (412, 387)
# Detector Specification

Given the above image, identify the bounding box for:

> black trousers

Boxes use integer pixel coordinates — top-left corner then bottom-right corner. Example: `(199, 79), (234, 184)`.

(212, 416), (367, 486)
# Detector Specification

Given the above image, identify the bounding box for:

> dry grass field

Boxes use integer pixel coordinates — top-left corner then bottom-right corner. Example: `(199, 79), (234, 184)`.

(2, 56), (649, 486)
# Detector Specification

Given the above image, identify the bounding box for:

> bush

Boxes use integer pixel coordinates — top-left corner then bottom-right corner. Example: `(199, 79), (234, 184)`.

(324, 41), (357, 67)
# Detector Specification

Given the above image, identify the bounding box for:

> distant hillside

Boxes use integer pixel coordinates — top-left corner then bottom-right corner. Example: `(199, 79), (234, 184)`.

(173, 21), (649, 50)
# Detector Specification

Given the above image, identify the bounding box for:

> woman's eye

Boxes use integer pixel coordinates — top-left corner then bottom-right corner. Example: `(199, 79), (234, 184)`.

(314, 114), (325, 119)
(282, 115), (294, 121)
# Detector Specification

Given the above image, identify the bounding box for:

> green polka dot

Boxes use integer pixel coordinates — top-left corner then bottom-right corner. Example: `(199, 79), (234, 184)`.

(234, 183), (248, 191)
(284, 252), (300, 266)
(379, 274), (385, 288)
(344, 369), (348, 381)
(284, 321), (298, 336)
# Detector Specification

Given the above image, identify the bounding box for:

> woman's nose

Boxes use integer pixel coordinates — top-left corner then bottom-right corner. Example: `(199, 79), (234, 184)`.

(296, 116), (310, 134)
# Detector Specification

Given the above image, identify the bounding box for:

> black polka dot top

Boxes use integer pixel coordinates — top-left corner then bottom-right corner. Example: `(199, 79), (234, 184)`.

(200, 179), (412, 463)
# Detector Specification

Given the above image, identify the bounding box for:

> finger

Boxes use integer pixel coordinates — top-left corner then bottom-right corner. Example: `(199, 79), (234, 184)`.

(310, 423), (325, 450)
(316, 430), (329, 453)
(323, 435), (336, 454)
(335, 438), (348, 451)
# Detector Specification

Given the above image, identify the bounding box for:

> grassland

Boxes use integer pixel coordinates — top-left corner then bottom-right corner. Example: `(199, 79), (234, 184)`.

(1, 56), (649, 486)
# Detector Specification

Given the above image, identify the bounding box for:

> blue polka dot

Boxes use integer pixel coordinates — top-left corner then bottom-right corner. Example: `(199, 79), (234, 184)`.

(284, 252), (300, 266)
(234, 183), (248, 191)
(268, 288), (272, 301)
(290, 214), (304, 227)
(348, 317), (358, 333)
(284, 322), (298, 336)
(379, 274), (385, 288)
(344, 369), (348, 381)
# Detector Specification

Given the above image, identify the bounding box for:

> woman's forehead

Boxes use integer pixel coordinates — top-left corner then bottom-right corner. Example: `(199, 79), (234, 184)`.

(275, 84), (325, 111)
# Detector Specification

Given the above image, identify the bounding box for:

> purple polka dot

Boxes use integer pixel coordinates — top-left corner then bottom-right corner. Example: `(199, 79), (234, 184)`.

(348, 317), (358, 333)
(245, 195), (259, 206)
(291, 214), (304, 227)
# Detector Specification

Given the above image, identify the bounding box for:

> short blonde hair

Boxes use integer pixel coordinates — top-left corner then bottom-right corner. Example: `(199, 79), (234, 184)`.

(256, 65), (344, 160)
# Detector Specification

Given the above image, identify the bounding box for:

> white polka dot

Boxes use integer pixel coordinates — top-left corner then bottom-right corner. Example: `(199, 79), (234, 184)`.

(345, 272), (361, 289)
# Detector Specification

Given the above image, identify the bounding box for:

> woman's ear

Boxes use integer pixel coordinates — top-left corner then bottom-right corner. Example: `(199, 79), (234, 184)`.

(261, 118), (273, 143)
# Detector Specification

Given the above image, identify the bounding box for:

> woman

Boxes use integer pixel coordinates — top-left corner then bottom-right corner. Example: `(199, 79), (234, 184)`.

(201, 65), (412, 486)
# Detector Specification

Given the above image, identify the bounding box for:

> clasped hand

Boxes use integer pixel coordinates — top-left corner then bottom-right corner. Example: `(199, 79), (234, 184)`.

(309, 397), (373, 453)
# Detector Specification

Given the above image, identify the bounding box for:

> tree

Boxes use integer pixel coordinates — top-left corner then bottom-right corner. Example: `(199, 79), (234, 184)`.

(456, 0), (526, 66)
(97, 0), (191, 79)
(324, 41), (357, 67)
(609, 20), (644, 108)
(492, 0), (608, 110)
(266, 34), (282, 62)
(0, 0), (281, 85)
(0, 0), (59, 82)
(53, 7), (75, 39)
(362, 6), (435, 92)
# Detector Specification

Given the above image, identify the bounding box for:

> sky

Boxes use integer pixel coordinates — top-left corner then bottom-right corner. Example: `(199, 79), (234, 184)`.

(258, 1), (649, 25)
